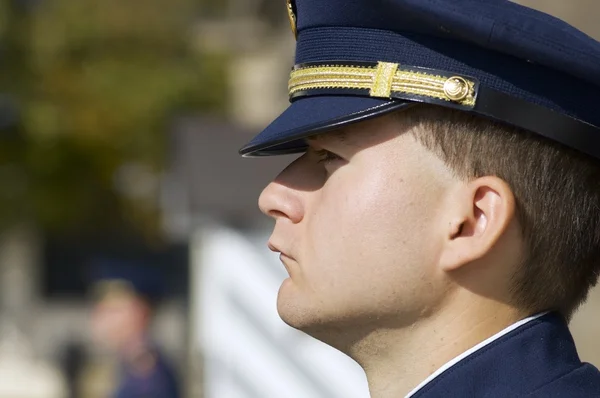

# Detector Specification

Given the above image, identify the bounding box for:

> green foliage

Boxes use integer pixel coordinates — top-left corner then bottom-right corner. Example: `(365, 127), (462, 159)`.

(0, 0), (228, 240)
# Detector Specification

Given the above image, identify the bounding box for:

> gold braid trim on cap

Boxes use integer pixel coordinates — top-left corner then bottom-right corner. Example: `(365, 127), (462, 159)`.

(289, 62), (477, 107)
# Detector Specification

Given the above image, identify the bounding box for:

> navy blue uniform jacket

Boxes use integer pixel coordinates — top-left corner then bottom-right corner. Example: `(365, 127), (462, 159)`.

(412, 312), (600, 397)
(113, 348), (180, 398)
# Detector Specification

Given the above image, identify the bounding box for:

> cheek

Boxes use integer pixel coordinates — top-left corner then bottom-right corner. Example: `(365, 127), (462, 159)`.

(91, 307), (135, 342)
(306, 165), (438, 294)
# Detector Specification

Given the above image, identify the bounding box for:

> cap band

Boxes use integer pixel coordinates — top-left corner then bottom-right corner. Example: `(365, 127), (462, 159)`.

(288, 60), (600, 160)
(289, 61), (478, 110)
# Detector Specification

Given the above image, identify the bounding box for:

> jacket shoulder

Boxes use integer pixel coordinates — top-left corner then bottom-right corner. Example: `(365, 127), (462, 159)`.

(527, 363), (600, 397)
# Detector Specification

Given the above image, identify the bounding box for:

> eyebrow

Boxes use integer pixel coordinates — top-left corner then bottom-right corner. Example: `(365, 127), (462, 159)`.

(306, 130), (348, 144)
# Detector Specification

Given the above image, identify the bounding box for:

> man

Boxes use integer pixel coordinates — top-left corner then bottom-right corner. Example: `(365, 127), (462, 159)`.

(239, 0), (600, 397)
(89, 261), (180, 398)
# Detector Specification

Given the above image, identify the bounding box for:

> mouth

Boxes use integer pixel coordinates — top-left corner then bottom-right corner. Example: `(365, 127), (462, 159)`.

(279, 254), (293, 274)
(268, 241), (285, 256)
(268, 241), (295, 274)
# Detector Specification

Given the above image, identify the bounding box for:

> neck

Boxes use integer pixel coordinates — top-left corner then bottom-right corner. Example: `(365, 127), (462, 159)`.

(344, 302), (525, 398)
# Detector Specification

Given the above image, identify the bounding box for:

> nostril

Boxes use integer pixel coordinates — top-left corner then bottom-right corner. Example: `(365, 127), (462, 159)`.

(268, 210), (288, 219)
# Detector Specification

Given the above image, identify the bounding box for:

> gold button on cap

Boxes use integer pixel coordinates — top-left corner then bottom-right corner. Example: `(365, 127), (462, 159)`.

(444, 76), (470, 102)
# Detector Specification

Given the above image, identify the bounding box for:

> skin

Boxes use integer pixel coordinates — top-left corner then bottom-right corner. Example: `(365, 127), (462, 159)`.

(90, 292), (152, 361)
(258, 111), (530, 397)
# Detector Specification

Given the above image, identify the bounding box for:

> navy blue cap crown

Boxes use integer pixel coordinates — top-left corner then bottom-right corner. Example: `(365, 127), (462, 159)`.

(240, 0), (600, 159)
(88, 258), (166, 300)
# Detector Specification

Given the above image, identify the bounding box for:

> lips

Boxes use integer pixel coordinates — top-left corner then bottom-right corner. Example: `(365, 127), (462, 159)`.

(268, 241), (291, 258)
(268, 241), (295, 274)
(267, 241), (280, 254)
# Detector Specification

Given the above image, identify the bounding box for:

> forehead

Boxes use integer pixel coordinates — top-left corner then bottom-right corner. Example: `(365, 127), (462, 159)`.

(304, 113), (407, 150)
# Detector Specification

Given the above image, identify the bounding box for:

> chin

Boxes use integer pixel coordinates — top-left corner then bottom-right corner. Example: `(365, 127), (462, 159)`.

(277, 301), (367, 355)
(276, 282), (362, 344)
(277, 285), (310, 328)
(276, 280), (329, 330)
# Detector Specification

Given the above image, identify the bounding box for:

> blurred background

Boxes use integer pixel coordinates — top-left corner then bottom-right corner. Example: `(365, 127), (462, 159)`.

(0, 1), (598, 397)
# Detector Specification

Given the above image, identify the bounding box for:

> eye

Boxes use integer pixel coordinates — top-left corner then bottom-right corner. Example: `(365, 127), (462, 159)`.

(314, 149), (343, 164)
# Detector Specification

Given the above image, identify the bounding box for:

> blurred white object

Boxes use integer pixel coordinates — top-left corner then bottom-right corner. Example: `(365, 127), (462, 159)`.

(0, 227), (67, 397)
(0, 319), (67, 398)
(191, 223), (369, 398)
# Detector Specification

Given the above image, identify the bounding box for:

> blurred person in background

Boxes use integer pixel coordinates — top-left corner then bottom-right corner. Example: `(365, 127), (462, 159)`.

(88, 261), (180, 398)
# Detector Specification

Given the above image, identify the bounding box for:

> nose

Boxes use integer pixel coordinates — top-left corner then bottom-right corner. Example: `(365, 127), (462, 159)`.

(259, 155), (310, 223)
(259, 153), (323, 223)
(258, 179), (304, 224)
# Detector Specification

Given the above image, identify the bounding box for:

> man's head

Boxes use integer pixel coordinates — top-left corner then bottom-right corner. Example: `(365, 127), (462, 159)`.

(259, 105), (600, 340)
(90, 280), (155, 352)
(87, 262), (163, 352)
(241, 0), (600, 348)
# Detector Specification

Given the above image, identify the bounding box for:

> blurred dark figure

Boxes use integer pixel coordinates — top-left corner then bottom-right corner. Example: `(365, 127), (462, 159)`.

(88, 261), (180, 398)
(59, 339), (87, 398)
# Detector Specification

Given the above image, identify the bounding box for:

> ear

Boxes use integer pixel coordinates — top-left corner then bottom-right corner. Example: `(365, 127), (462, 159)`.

(438, 176), (516, 272)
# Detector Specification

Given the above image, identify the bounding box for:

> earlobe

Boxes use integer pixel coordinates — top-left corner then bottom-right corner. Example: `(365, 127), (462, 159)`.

(439, 177), (516, 272)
